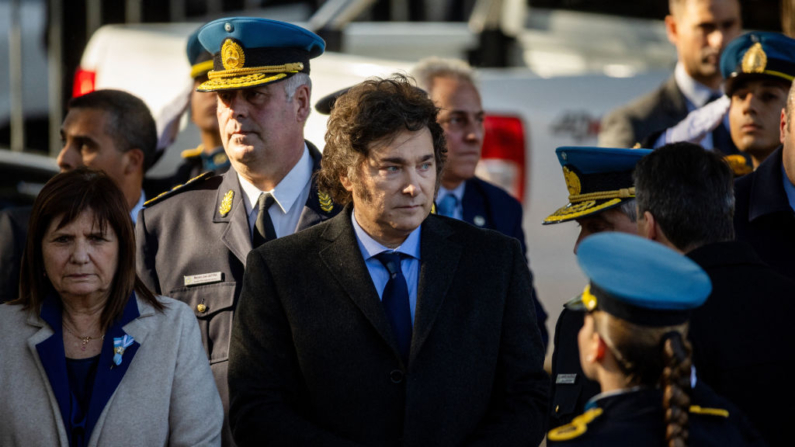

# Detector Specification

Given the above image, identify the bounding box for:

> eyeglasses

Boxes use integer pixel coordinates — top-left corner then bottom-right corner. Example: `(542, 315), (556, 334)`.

(438, 111), (485, 132)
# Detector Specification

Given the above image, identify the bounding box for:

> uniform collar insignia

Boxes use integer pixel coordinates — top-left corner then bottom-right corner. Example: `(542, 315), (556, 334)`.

(220, 190), (234, 216)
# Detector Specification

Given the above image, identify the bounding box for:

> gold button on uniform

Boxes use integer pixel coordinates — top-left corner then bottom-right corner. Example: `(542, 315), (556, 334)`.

(197, 304), (207, 313)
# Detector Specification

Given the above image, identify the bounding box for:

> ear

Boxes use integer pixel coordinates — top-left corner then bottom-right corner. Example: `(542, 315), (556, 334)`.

(781, 108), (788, 146)
(585, 333), (607, 363)
(123, 148), (145, 175)
(639, 210), (658, 241)
(664, 14), (678, 46)
(293, 84), (311, 123)
(340, 173), (354, 193)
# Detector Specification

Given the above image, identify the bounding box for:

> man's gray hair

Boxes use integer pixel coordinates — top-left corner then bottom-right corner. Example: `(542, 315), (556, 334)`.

(410, 57), (477, 93)
(618, 199), (637, 223)
(284, 73), (311, 102)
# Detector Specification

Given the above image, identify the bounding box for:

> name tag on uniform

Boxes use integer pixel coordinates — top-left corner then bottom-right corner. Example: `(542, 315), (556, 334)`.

(184, 272), (223, 287)
(556, 374), (577, 385)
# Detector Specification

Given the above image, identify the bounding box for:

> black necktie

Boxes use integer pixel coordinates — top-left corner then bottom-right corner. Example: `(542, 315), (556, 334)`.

(375, 251), (412, 364)
(253, 193), (276, 248)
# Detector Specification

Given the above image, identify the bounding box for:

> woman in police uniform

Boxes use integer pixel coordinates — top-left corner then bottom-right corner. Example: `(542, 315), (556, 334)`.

(548, 232), (765, 447)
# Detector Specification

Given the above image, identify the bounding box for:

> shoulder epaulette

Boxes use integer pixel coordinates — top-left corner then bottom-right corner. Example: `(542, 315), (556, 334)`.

(689, 405), (729, 418)
(548, 408), (603, 442)
(181, 145), (204, 159)
(143, 171), (214, 208)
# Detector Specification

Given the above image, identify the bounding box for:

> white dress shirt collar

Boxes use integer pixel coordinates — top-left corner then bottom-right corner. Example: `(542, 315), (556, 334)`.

(674, 62), (722, 110)
(237, 143), (312, 217)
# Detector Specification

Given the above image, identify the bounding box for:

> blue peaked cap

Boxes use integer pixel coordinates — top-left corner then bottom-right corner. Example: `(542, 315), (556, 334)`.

(575, 233), (711, 326)
(198, 17), (324, 58)
(196, 17), (324, 92)
(543, 147), (651, 224)
(555, 147), (651, 174)
(720, 31), (795, 95)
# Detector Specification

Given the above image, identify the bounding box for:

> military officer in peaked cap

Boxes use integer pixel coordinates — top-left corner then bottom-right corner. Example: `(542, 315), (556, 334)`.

(547, 233), (763, 446)
(171, 26), (231, 186)
(135, 17), (339, 447)
(542, 147), (650, 429)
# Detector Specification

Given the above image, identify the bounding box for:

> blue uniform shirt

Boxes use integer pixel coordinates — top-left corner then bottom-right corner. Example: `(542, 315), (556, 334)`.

(352, 212), (421, 325)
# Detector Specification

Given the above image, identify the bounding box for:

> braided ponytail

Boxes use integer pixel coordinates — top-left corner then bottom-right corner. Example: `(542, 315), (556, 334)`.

(661, 331), (692, 447)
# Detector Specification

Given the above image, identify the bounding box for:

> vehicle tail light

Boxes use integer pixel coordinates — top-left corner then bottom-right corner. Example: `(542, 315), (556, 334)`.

(73, 68), (96, 98)
(477, 115), (527, 202)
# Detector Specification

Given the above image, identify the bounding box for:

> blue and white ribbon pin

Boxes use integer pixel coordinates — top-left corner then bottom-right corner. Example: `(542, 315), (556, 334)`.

(113, 335), (135, 366)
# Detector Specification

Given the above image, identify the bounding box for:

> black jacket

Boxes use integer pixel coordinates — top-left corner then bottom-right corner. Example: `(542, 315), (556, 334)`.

(688, 240), (795, 447)
(228, 207), (549, 447)
(734, 146), (795, 282)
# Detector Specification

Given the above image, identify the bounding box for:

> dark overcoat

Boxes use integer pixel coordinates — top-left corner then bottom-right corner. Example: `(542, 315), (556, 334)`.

(228, 208), (549, 447)
(688, 240), (795, 447)
(461, 176), (548, 347)
(734, 146), (795, 282)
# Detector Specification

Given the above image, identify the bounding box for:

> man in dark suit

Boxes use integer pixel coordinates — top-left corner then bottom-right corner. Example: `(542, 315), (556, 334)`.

(135, 18), (338, 447)
(410, 57), (548, 347)
(228, 76), (548, 446)
(599, 0), (742, 149)
(635, 142), (795, 446)
(542, 146), (649, 429)
(0, 89), (158, 303)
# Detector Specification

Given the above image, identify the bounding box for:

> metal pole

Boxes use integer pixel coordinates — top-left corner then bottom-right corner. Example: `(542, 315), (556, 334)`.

(86, 0), (102, 38)
(9, 0), (25, 152)
(48, 0), (64, 156)
(170, 0), (185, 22)
(126, 0), (142, 24)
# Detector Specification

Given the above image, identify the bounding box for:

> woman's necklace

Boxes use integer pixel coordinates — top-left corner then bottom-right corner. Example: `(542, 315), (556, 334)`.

(63, 323), (105, 351)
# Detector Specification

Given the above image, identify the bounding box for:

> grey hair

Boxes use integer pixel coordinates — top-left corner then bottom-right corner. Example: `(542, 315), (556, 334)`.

(410, 57), (477, 93)
(284, 73), (311, 102)
(618, 199), (637, 223)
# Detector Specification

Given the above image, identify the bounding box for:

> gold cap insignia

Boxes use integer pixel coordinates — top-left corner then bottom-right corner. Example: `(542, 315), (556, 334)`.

(563, 166), (581, 196)
(222, 40), (246, 70)
(742, 42), (767, 74)
(219, 190), (234, 216)
(318, 191), (334, 213)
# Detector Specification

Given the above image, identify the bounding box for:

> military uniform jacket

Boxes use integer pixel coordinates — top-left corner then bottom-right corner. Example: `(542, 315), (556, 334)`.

(135, 142), (338, 445)
(734, 146), (795, 282)
(548, 385), (766, 446)
(688, 241), (795, 447)
(461, 176), (548, 347)
(227, 207), (549, 447)
(548, 308), (601, 429)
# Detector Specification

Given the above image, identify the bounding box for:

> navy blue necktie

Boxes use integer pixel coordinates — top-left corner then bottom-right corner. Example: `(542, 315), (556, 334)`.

(375, 251), (412, 364)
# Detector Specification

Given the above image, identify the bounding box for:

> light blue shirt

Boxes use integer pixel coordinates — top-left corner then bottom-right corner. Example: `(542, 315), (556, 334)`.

(351, 212), (421, 325)
(437, 182), (466, 220)
(782, 163), (795, 212)
(130, 190), (145, 225)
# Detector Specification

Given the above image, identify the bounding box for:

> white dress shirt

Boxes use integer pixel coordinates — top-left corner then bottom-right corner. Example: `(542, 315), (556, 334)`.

(237, 144), (313, 239)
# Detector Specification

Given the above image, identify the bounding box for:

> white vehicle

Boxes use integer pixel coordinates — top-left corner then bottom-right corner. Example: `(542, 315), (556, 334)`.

(76, 9), (673, 352)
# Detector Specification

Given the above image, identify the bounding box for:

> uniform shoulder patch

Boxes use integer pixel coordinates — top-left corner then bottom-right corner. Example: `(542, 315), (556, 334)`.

(181, 145), (203, 159)
(143, 171), (214, 208)
(547, 407), (603, 442)
(689, 405), (729, 418)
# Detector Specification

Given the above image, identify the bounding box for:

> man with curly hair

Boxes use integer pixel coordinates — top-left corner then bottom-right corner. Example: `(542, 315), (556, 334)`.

(228, 75), (549, 446)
